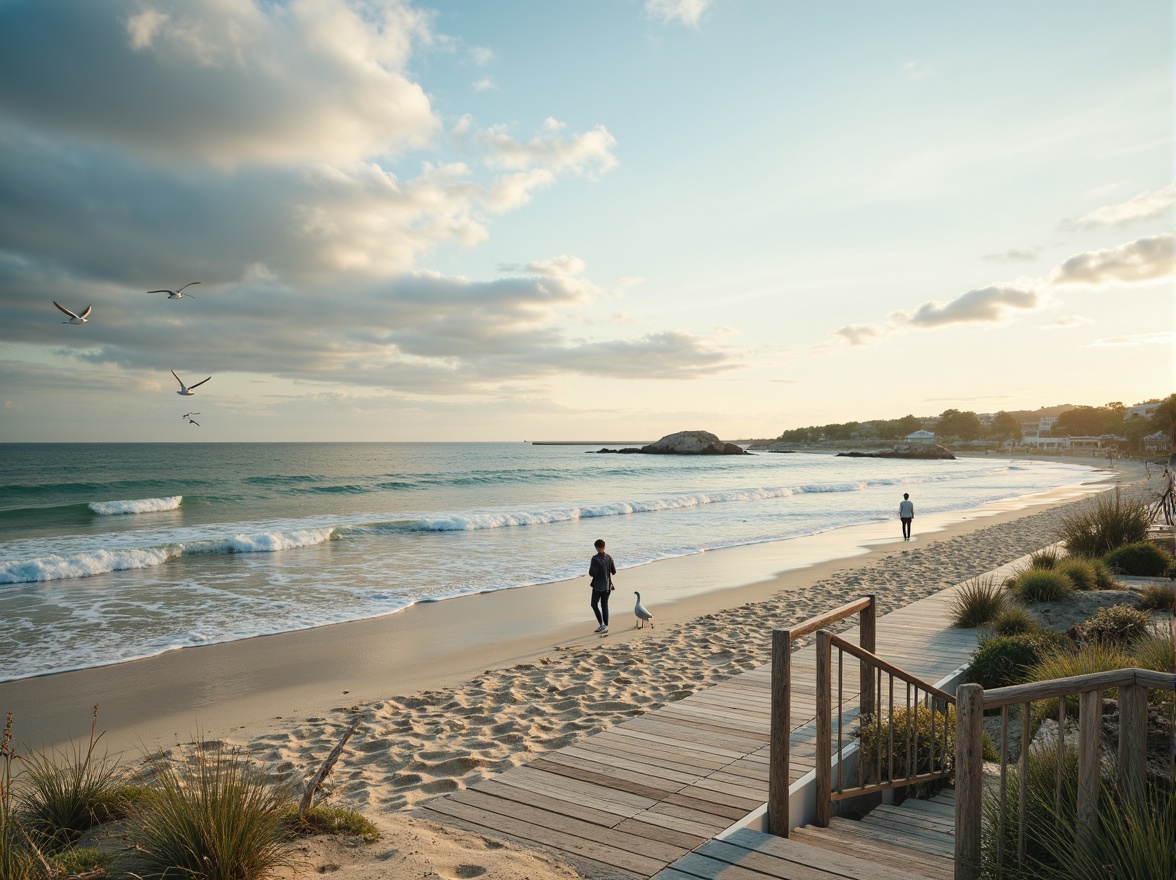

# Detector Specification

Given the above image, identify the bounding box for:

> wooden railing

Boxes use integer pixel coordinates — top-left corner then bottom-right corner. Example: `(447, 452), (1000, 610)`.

(814, 632), (955, 827)
(953, 667), (1176, 880)
(768, 596), (875, 836)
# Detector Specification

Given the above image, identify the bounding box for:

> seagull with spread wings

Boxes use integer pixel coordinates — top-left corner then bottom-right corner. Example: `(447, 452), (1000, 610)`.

(53, 302), (92, 324)
(149, 282), (200, 299)
(172, 371), (211, 396)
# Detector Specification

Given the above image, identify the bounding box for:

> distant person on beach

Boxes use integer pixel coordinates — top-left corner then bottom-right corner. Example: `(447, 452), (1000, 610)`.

(899, 493), (914, 541)
(588, 539), (616, 634)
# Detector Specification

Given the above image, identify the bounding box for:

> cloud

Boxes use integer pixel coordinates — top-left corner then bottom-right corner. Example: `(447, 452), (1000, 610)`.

(981, 248), (1040, 262)
(1044, 315), (1094, 329)
(908, 284), (1042, 328)
(452, 116), (618, 176)
(0, 0), (436, 168)
(472, 78), (496, 92)
(1062, 184), (1176, 229)
(470, 46), (495, 65)
(834, 233), (1173, 346)
(644, 0), (711, 26)
(1089, 332), (1174, 348)
(1049, 234), (1174, 286)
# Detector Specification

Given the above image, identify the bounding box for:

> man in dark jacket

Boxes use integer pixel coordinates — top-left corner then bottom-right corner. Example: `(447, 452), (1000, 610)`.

(588, 539), (616, 634)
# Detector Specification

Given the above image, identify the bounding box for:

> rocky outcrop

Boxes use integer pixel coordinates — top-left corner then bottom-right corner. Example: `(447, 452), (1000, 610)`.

(837, 443), (955, 460)
(593, 430), (750, 455)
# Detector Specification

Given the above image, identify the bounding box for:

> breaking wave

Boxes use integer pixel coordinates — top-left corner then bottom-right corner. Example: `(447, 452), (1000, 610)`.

(88, 496), (183, 516)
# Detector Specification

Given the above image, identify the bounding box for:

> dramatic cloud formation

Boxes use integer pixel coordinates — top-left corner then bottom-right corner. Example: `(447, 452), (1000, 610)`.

(645, 0), (710, 26)
(1062, 184), (1176, 229)
(834, 233), (1172, 346)
(1049, 234), (1174, 287)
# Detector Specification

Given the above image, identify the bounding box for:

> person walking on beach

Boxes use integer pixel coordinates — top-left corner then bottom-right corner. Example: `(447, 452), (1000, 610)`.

(899, 493), (915, 541)
(589, 539), (616, 634)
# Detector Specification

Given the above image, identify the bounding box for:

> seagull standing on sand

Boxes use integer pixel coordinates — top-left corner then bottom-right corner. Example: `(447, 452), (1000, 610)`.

(53, 302), (92, 324)
(148, 282), (200, 299)
(172, 370), (211, 396)
(633, 592), (654, 629)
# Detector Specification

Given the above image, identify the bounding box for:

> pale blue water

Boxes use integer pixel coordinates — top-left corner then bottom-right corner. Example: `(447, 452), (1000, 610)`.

(0, 443), (1097, 681)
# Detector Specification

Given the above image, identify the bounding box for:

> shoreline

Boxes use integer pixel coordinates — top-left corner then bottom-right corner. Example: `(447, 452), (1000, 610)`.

(0, 458), (1132, 753)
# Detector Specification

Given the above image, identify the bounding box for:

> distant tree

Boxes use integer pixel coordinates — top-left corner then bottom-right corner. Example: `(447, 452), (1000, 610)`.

(989, 411), (1022, 441)
(1150, 394), (1175, 443)
(1056, 405), (1123, 437)
(876, 414), (922, 440)
(778, 426), (816, 443)
(824, 421), (860, 441)
(935, 409), (983, 441)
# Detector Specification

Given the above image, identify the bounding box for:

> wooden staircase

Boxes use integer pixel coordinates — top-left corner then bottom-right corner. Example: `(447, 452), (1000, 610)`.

(655, 787), (955, 880)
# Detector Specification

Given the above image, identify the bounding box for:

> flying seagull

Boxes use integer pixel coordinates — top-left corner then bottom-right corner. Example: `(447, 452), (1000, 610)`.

(181, 412), (200, 420)
(172, 370), (211, 396)
(149, 282), (200, 299)
(633, 592), (654, 629)
(53, 302), (92, 324)
(186, 418), (200, 427)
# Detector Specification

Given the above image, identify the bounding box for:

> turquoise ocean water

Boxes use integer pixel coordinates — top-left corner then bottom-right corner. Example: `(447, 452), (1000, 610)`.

(0, 443), (1097, 681)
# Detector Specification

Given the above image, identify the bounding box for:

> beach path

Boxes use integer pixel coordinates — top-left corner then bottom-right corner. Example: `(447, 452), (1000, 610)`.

(419, 563), (1014, 879)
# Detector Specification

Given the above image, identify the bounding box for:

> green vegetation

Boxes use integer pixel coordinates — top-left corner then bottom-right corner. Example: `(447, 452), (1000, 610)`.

(1053, 557), (1097, 591)
(988, 606), (1039, 636)
(1089, 557), (1116, 589)
(1027, 548), (1059, 569)
(950, 575), (1006, 628)
(1132, 624), (1176, 675)
(1057, 493), (1151, 558)
(1006, 568), (1071, 604)
(1071, 605), (1151, 649)
(1, 716), (37, 880)
(966, 632), (1069, 690)
(18, 712), (126, 851)
(51, 844), (112, 876)
(289, 804), (380, 842)
(123, 739), (295, 880)
(1103, 540), (1175, 577)
(1137, 582), (1176, 612)
(858, 705), (957, 783)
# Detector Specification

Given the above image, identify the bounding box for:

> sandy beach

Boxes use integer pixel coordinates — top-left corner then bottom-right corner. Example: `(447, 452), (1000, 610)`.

(4, 458), (1158, 879)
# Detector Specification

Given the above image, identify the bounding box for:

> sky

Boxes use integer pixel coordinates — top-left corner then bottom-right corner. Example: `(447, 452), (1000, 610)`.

(0, 0), (1172, 442)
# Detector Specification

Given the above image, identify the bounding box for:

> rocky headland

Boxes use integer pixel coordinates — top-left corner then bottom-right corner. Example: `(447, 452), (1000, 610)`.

(837, 442), (956, 460)
(593, 429), (750, 455)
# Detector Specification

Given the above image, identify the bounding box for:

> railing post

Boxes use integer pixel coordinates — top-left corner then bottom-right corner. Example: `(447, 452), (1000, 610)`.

(1078, 688), (1101, 837)
(769, 628), (792, 836)
(1118, 680), (1147, 802)
(815, 630), (832, 827)
(860, 594), (876, 720)
(954, 683), (984, 880)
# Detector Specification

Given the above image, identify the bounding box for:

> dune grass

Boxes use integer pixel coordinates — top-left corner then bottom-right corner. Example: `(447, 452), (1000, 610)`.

(288, 804), (380, 842)
(1007, 568), (1072, 604)
(950, 575), (1006, 628)
(1057, 492), (1151, 558)
(988, 605), (1039, 636)
(123, 738), (295, 880)
(1, 715), (38, 880)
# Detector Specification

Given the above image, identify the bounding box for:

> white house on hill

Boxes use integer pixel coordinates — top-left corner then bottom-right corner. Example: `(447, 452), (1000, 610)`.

(906, 430), (936, 443)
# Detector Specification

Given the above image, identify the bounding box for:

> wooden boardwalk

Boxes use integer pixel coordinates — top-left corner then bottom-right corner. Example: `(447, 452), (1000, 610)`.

(420, 572), (1005, 878)
(657, 788), (956, 880)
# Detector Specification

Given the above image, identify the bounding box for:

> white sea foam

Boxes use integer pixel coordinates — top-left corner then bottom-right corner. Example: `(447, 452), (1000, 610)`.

(88, 496), (183, 515)
(0, 527), (335, 584)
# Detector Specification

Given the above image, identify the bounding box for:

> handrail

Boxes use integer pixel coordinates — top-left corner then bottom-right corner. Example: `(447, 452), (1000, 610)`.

(768, 595), (876, 837)
(815, 631), (956, 826)
(954, 667), (1176, 880)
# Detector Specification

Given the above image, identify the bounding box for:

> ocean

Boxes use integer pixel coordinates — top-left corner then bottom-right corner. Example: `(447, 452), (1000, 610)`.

(0, 443), (1097, 682)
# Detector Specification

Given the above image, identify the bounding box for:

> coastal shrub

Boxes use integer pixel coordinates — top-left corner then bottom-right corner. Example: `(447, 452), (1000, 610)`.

(1103, 541), (1174, 577)
(1053, 557), (1097, 591)
(288, 804), (380, 842)
(950, 575), (1005, 628)
(1017, 776), (1175, 880)
(967, 632), (1070, 690)
(123, 740), (294, 880)
(858, 705), (956, 785)
(1027, 641), (1134, 722)
(1, 716), (37, 880)
(51, 845), (111, 876)
(981, 746), (1082, 878)
(18, 715), (124, 851)
(1074, 605), (1151, 649)
(1028, 548), (1060, 569)
(1137, 582), (1176, 612)
(1132, 625), (1176, 675)
(988, 606), (1038, 636)
(1057, 493), (1150, 558)
(1090, 558), (1117, 589)
(1007, 568), (1072, 604)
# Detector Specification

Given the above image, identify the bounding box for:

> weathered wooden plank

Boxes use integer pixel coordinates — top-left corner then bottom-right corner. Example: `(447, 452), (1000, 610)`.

(787, 826), (952, 880)
(422, 797), (667, 876)
(530, 755), (682, 800)
(468, 776), (620, 828)
(694, 839), (850, 880)
(720, 829), (938, 880)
